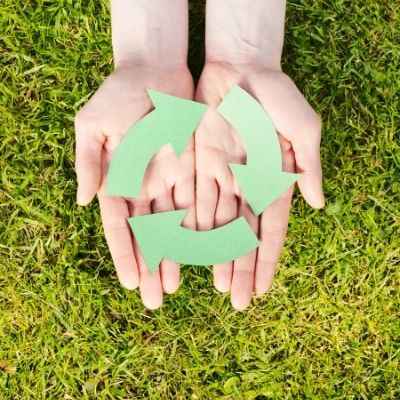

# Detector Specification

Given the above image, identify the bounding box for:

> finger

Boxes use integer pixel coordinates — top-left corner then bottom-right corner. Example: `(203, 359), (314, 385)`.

(75, 115), (105, 205)
(174, 177), (195, 229)
(173, 140), (196, 229)
(98, 194), (139, 290)
(131, 200), (164, 309)
(293, 132), (324, 209)
(195, 176), (218, 231)
(213, 185), (237, 293)
(152, 192), (181, 294)
(255, 148), (295, 295)
(231, 201), (259, 311)
(255, 190), (293, 296)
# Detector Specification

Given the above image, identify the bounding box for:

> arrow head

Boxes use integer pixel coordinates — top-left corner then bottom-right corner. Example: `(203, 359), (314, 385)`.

(229, 163), (300, 216)
(147, 90), (207, 157)
(128, 210), (187, 274)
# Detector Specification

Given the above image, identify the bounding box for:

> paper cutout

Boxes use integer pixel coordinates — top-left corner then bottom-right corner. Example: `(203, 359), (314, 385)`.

(106, 90), (207, 198)
(129, 210), (259, 274)
(105, 86), (302, 275)
(217, 86), (300, 216)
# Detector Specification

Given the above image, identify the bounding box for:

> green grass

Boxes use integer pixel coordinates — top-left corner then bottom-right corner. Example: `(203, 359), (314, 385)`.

(0, 0), (399, 398)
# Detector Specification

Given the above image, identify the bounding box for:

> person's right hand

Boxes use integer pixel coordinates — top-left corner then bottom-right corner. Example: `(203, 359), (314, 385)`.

(75, 65), (195, 309)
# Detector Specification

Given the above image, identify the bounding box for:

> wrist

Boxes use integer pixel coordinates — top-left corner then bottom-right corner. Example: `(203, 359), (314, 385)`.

(114, 53), (189, 71)
(111, 0), (189, 70)
(205, 48), (282, 72)
(205, 0), (285, 71)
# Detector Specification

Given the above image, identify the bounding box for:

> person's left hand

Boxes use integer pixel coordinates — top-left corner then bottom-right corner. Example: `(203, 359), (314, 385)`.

(194, 61), (323, 310)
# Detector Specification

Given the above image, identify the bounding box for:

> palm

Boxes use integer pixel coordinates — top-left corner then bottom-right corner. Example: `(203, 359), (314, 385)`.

(75, 66), (195, 308)
(195, 62), (322, 309)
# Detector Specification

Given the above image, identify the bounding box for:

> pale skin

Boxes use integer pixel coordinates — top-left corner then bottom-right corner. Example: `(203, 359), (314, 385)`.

(75, 0), (324, 310)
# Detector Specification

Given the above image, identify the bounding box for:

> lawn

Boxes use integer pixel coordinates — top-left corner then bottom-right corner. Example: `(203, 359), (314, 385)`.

(0, 0), (399, 398)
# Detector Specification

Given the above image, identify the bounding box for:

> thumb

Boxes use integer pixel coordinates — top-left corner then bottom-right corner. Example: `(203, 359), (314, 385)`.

(256, 76), (325, 208)
(292, 130), (325, 209)
(75, 115), (105, 205)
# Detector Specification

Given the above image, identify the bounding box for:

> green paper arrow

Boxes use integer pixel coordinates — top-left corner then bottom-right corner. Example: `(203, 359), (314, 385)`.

(106, 90), (207, 198)
(129, 210), (259, 274)
(217, 85), (300, 216)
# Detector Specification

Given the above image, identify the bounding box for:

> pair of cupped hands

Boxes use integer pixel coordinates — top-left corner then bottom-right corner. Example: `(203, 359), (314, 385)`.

(75, 61), (324, 310)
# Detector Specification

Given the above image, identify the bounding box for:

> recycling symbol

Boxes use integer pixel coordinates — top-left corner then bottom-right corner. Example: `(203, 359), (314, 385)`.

(106, 86), (299, 274)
